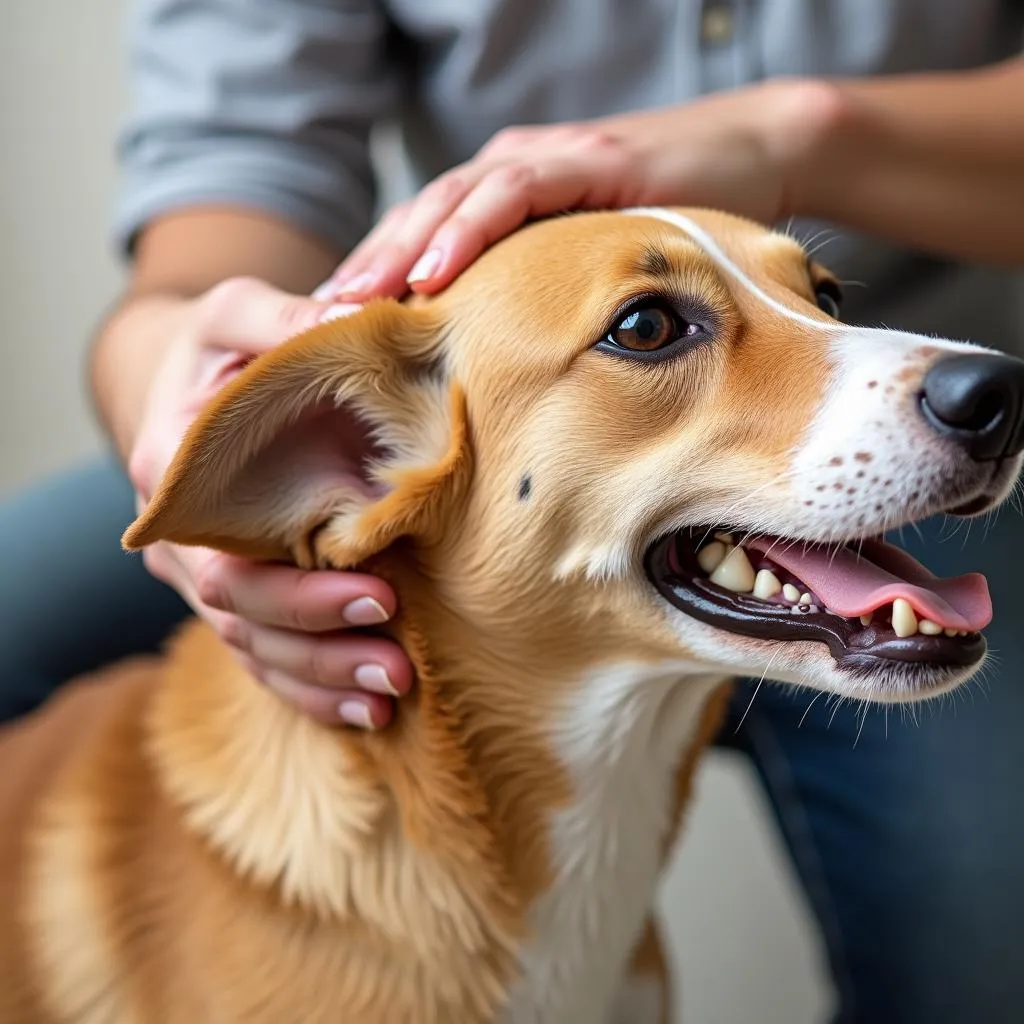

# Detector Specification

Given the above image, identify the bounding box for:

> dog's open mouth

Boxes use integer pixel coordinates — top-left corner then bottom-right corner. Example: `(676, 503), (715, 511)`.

(645, 528), (991, 670)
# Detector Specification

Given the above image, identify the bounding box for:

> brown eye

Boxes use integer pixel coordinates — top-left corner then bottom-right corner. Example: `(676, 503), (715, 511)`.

(596, 296), (711, 362)
(610, 306), (678, 351)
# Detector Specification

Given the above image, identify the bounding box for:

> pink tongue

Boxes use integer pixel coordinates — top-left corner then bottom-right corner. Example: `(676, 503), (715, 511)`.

(746, 538), (992, 632)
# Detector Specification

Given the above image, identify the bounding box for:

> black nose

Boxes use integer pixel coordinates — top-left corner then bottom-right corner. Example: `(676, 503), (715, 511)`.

(920, 353), (1024, 461)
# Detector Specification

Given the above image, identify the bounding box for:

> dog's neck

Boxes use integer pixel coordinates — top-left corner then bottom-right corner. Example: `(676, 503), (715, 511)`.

(147, 544), (728, 1017)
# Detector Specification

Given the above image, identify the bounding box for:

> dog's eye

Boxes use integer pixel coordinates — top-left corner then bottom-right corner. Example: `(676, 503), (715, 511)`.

(611, 307), (676, 351)
(604, 303), (701, 355)
(815, 280), (843, 319)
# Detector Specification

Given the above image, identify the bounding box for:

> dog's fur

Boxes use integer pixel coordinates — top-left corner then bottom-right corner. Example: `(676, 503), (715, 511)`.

(1, 208), (1017, 1023)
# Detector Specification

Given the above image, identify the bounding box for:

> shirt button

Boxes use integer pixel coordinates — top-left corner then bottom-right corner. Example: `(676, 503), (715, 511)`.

(700, 2), (735, 46)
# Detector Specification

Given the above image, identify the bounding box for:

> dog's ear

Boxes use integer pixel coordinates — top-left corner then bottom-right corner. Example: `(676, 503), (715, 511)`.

(122, 301), (469, 569)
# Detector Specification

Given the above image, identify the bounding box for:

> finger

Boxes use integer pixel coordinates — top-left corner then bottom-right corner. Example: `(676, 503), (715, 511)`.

(196, 276), (337, 355)
(194, 553), (400, 634)
(329, 167), (490, 301)
(224, 620), (413, 697)
(237, 653), (396, 729)
(314, 198), (423, 300)
(317, 204), (412, 298)
(142, 540), (202, 606)
(407, 160), (603, 293)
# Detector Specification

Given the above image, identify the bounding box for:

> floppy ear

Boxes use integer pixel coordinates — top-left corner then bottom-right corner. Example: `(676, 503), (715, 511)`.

(122, 301), (470, 570)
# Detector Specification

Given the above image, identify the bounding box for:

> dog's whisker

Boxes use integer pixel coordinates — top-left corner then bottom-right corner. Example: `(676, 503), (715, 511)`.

(798, 691), (824, 728)
(734, 651), (781, 735)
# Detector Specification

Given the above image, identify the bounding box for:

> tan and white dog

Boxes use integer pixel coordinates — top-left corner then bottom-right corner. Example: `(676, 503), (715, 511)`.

(2, 207), (1023, 1024)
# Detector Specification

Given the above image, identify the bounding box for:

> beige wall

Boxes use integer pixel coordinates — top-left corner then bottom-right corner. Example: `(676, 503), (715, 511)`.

(0, 2), (829, 1020)
(1, 1), (123, 494)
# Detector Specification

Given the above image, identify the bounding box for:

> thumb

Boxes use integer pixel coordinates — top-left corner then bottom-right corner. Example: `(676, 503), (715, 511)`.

(196, 277), (358, 358)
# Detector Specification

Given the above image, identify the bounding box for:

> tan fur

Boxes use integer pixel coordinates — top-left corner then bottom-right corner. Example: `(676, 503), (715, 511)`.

(0, 208), (958, 1022)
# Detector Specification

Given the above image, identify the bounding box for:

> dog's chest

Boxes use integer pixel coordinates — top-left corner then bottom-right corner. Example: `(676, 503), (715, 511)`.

(502, 663), (721, 1024)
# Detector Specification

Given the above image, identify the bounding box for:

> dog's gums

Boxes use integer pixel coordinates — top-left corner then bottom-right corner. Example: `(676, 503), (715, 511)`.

(645, 528), (989, 677)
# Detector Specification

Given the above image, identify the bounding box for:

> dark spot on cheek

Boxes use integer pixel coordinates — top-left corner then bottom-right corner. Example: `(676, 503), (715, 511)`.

(518, 474), (532, 501)
(854, 452), (873, 463)
(867, 381), (878, 389)
(829, 457), (843, 467)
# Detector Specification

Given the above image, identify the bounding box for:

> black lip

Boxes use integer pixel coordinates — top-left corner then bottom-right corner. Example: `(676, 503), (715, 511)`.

(948, 495), (994, 516)
(944, 458), (1018, 517)
(643, 533), (986, 672)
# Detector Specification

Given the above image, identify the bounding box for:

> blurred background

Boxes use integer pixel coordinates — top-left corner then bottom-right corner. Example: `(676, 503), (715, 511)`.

(0, 2), (831, 1020)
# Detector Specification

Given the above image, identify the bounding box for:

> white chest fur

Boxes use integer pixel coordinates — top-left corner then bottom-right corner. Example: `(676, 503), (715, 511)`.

(503, 662), (724, 1024)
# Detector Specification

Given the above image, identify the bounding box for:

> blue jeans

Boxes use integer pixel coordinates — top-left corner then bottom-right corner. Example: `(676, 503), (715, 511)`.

(2, 456), (1023, 1022)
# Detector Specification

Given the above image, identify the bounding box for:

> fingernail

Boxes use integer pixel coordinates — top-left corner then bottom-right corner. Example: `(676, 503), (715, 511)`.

(354, 663), (400, 697)
(339, 699), (374, 729)
(342, 596), (390, 626)
(407, 249), (443, 284)
(337, 271), (377, 298)
(312, 279), (336, 301)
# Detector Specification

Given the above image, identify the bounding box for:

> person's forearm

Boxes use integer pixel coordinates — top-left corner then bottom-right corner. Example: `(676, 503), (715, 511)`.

(792, 57), (1024, 266)
(89, 206), (341, 462)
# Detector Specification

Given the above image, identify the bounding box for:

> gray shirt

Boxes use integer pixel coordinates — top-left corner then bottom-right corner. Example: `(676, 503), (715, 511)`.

(115, 0), (1024, 350)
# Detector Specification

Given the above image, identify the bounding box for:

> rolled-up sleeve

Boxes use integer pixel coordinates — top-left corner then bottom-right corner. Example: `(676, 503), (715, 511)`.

(112, 0), (398, 258)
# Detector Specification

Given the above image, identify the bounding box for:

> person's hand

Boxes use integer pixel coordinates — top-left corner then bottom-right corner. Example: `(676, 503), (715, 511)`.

(127, 278), (413, 729)
(315, 77), (838, 303)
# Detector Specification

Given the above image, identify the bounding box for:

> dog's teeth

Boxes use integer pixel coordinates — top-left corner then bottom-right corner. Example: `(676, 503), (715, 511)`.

(709, 545), (756, 593)
(697, 540), (728, 574)
(892, 598), (918, 638)
(860, 613), (873, 626)
(944, 627), (959, 638)
(918, 619), (942, 636)
(782, 583), (801, 603)
(714, 531), (734, 544)
(752, 569), (782, 599)
(959, 630), (969, 637)
(798, 592), (812, 606)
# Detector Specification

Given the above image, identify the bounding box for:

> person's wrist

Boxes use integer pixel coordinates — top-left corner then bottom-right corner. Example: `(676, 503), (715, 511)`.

(91, 291), (192, 465)
(757, 76), (851, 222)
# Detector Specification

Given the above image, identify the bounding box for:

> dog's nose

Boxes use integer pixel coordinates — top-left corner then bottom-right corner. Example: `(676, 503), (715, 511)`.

(920, 353), (1024, 461)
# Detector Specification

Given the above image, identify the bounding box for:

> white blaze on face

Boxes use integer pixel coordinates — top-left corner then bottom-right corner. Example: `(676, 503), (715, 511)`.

(623, 206), (842, 333)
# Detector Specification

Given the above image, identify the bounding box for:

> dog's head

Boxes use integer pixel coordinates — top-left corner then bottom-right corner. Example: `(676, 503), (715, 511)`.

(126, 208), (1024, 703)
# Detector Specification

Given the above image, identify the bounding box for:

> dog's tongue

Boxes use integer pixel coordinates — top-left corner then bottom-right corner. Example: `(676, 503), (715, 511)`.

(746, 537), (992, 632)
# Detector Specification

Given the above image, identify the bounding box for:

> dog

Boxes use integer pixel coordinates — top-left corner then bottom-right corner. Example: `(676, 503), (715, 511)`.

(2, 207), (1023, 1024)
